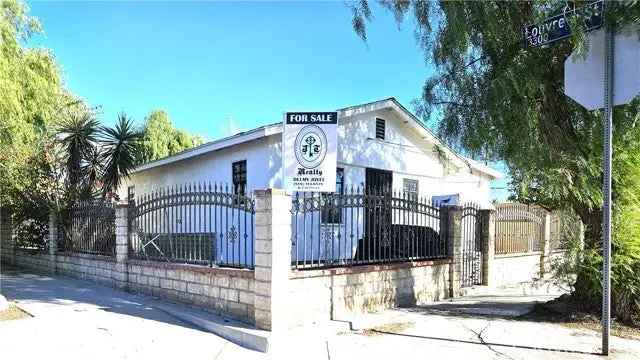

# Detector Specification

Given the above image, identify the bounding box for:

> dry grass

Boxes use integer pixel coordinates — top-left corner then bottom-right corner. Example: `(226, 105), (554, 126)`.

(361, 321), (415, 336)
(0, 304), (31, 321)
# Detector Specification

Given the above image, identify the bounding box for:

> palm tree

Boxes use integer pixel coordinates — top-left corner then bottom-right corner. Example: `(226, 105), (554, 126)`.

(100, 112), (143, 199)
(57, 110), (100, 201)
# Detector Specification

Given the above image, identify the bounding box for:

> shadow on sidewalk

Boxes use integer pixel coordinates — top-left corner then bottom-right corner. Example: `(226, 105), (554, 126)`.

(0, 266), (200, 331)
(370, 329), (601, 356)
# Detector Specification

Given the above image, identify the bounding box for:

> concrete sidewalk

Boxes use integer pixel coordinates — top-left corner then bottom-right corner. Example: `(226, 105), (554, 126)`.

(324, 282), (640, 360)
(0, 267), (266, 360)
(2, 267), (639, 360)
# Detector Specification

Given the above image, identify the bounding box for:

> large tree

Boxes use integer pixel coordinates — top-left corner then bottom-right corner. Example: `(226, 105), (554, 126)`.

(351, 1), (640, 323)
(0, 0), (74, 208)
(139, 110), (203, 163)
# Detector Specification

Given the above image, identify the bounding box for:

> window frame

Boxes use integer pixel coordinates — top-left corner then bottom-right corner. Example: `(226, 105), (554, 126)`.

(403, 178), (419, 210)
(232, 160), (247, 199)
(321, 167), (345, 224)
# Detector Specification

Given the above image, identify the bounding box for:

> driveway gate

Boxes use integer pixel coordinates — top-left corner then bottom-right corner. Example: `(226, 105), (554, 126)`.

(461, 203), (483, 287)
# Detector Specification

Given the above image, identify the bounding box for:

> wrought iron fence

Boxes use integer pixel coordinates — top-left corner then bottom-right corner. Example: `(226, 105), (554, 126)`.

(128, 183), (255, 269)
(291, 187), (447, 270)
(495, 203), (545, 254)
(68, 201), (116, 256)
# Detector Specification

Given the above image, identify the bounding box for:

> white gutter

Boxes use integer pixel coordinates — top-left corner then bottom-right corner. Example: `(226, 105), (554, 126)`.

(133, 123), (282, 173)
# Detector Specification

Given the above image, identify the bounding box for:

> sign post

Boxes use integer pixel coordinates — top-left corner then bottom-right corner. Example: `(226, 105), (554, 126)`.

(283, 112), (338, 192)
(525, 1), (639, 355)
(601, 17), (614, 356)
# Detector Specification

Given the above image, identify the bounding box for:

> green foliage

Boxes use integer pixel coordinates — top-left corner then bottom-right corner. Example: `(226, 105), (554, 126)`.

(353, 0), (640, 323)
(0, 0), (72, 208)
(57, 108), (101, 201)
(139, 110), (203, 163)
(100, 113), (143, 197)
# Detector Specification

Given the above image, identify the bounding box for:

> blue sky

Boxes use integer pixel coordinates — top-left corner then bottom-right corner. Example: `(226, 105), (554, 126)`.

(27, 0), (509, 200)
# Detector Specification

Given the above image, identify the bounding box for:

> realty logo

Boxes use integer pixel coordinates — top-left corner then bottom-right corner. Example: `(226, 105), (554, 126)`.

(295, 125), (327, 169)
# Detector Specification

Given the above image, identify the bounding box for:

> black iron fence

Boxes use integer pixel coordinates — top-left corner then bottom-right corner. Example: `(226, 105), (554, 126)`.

(128, 183), (255, 269)
(68, 201), (116, 256)
(291, 188), (447, 270)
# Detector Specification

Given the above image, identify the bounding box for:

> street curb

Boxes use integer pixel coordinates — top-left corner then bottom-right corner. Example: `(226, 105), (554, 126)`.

(152, 302), (270, 353)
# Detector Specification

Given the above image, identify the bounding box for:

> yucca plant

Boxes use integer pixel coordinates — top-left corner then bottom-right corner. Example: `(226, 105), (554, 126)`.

(99, 112), (143, 199)
(56, 110), (100, 202)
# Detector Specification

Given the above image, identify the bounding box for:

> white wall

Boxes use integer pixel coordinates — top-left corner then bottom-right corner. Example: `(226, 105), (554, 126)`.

(119, 135), (283, 199)
(119, 107), (496, 264)
(120, 107), (493, 206)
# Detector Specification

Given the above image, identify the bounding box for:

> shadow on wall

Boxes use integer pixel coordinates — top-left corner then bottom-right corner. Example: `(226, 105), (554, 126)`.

(339, 264), (449, 314)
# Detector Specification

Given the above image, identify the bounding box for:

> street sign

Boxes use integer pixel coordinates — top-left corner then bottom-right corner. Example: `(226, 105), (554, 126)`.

(522, 0), (603, 48)
(283, 112), (338, 192)
(565, 26), (640, 110)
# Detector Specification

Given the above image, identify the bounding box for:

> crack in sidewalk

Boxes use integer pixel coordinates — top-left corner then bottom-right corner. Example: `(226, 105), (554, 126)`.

(460, 320), (515, 360)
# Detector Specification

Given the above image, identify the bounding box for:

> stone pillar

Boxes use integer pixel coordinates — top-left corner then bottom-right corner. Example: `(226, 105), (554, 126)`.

(445, 206), (463, 297)
(0, 207), (15, 266)
(253, 189), (291, 331)
(48, 212), (59, 273)
(114, 204), (129, 290)
(479, 209), (495, 286)
(539, 213), (552, 278)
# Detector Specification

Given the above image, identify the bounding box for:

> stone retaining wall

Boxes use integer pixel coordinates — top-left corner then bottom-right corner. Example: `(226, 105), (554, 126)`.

(287, 259), (451, 328)
(3, 249), (256, 324)
(127, 260), (255, 323)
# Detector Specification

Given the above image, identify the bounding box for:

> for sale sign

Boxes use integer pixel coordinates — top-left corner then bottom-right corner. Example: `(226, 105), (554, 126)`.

(283, 112), (338, 192)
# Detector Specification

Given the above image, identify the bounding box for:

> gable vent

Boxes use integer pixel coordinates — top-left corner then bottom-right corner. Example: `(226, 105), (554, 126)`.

(375, 118), (386, 140)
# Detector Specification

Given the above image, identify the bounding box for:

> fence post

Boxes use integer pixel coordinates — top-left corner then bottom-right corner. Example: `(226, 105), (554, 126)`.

(445, 206), (463, 297)
(539, 213), (551, 278)
(48, 212), (59, 273)
(114, 204), (129, 290)
(480, 209), (495, 286)
(0, 207), (15, 266)
(253, 189), (291, 332)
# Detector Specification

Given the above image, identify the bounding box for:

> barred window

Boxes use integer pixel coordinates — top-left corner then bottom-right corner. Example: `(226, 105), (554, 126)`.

(321, 168), (344, 224)
(127, 186), (135, 203)
(403, 179), (419, 209)
(232, 160), (247, 197)
(375, 118), (386, 140)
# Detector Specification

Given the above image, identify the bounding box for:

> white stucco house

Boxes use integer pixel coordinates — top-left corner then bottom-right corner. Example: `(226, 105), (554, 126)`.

(118, 98), (502, 208)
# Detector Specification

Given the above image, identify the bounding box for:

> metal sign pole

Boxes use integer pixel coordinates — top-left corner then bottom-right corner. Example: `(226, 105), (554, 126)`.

(601, 3), (614, 355)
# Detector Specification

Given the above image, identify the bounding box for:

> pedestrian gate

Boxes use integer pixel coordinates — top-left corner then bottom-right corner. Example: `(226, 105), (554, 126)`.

(461, 204), (483, 287)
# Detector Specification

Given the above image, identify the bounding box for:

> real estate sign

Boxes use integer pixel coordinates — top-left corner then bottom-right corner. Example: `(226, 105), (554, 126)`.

(283, 112), (338, 192)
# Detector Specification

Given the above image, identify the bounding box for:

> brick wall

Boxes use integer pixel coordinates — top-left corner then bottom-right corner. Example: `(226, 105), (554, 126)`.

(287, 259), (451, 328)
(0, 207), (14, 266)
(127, 260), (255, 323)
(5, 249), (256, 324)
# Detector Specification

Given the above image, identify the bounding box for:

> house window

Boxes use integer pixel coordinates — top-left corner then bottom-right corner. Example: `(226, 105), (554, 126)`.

(127, 186), (135, 203)
(232, 160), (247, 197)
(375, 118), (386, 140)
(322, 168), (344, 223)
(403, 179), (419, 208)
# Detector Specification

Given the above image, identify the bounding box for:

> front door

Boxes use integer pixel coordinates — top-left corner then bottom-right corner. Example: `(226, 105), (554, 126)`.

(361, 168), (392, 261)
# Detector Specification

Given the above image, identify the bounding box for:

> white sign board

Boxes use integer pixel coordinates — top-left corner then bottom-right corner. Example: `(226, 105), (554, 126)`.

(283, 112), (338, 192)
(565, 27), (640, 110)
